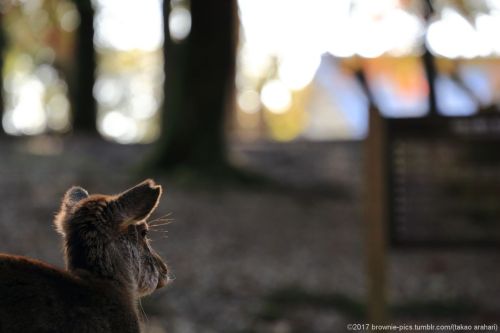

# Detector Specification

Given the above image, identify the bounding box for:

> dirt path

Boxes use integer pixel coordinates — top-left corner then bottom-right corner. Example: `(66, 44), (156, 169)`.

(0, 136), (498, 333)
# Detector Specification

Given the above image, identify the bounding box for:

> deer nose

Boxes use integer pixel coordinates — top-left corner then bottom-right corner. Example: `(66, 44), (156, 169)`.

(157, 277), (168, 289)
(156, 269), (169, 289)
(155, 257), (169, 289)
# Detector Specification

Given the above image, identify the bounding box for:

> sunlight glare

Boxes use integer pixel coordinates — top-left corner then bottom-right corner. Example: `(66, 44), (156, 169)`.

(99, 111), (138, 143)
(35, 64), (58, 86)
(239, 46), (272, 79)
(237, 89), (261, 114)
(94, 77), (123, 108)
(58, 3), (80, 32)
(260, 80), (292, 114)
(46, 94), (71, 131)
(169, 6), (191, 41)
(278, 53), (320, 90)
(238, 0), (424, 72)
(94, 0), (163, 51)
(475, 13), (500, 56)
(352, 16), (387, 58)
(326, 26), (356, 58)
(384, 9), (424, 56)
(427, 8), (489, 59)
(130, 93), (158, 119)
(3, 77), (47, 135)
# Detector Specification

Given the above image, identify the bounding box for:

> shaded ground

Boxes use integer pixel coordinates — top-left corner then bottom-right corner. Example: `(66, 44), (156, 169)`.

(0, 136), (499, 333)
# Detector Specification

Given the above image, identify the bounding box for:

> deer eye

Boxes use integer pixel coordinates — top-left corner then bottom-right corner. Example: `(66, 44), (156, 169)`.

(140, 229), (148, 238)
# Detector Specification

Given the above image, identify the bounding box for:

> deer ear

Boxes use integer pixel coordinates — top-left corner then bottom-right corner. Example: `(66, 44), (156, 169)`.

(115, 179), (162, 225)
(63, 186), (89, 212)
(55, 186), (89, 235)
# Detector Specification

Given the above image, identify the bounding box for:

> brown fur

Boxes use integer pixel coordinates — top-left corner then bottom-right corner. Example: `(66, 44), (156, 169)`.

(0, 179), (169, 333)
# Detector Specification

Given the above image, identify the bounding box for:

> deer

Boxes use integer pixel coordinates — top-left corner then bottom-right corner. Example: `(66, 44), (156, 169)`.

(0, 179), (170, 333)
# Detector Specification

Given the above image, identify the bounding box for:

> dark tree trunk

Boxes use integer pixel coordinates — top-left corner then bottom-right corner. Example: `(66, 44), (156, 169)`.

(355, 69), (376, 109)
(422, 47), (438, 116)
(423, 0), (439, 116)
(71, 0), (97, 133)
(153, 0), (238, 176)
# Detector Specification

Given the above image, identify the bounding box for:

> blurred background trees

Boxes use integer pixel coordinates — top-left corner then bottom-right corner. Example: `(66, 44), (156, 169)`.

(1, 0), (500, 142)
(2, 0), (500, 202)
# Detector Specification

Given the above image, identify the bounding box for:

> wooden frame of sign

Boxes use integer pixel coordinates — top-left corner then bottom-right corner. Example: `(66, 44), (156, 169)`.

(364, 109), (500, 327)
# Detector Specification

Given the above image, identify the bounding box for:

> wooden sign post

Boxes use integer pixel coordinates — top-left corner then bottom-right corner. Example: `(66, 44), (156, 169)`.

(365, 106), (389, 327)
(364, 107), (500, 331)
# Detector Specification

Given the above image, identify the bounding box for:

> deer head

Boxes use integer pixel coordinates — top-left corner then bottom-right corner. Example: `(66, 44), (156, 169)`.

(54, 179), (169, 297)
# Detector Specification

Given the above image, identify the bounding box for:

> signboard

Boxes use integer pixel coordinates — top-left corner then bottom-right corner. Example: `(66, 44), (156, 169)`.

(386, 113), (500, 246)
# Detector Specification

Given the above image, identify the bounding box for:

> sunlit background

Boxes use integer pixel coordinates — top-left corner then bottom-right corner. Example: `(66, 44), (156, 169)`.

(2, 0), (500, 142)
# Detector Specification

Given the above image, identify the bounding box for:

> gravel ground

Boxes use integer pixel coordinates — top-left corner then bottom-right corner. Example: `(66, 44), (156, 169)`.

(0, 136), (498, 333)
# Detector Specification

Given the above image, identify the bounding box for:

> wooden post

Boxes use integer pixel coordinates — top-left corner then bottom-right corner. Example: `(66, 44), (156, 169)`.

(365, 106), (388, 328)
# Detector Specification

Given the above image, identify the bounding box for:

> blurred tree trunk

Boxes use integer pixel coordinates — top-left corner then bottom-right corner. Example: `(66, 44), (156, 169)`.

(0, 14), (5, 136)
(71, 0), (97, 133)
(152, 0), (238, 177)
(423, 0), (439, 116)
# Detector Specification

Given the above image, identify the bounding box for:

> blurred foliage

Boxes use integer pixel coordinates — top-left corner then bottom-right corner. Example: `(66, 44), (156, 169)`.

(3, 0), (76, 66)
(2, 0), (75, 134)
